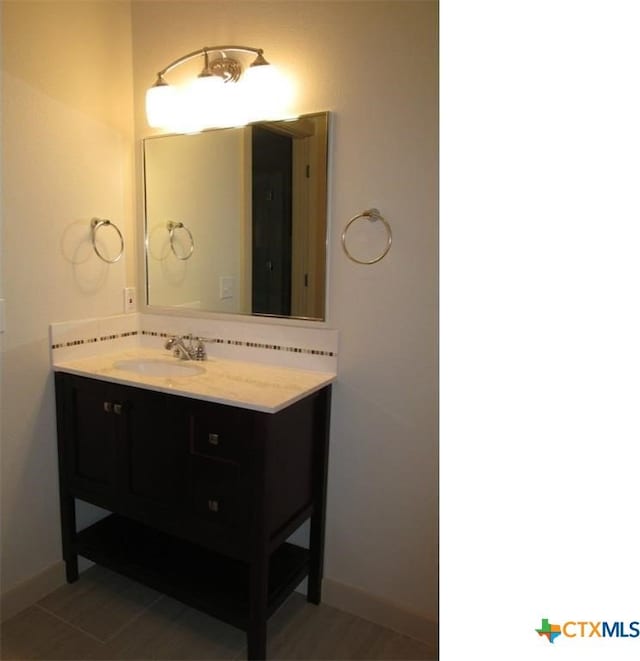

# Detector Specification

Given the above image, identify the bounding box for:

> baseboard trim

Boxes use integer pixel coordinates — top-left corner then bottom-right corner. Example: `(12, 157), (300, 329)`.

(322, 577), (438, 653)
(1, 561), (67, 622)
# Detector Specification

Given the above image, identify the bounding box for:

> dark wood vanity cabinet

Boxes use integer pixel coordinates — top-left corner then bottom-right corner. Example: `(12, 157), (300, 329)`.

(54, 372), (332, 660)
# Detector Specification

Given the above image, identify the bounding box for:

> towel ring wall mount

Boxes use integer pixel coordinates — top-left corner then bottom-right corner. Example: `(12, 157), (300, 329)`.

(167, 221), (195, 260)
(90, 218), (124, 264)
(341, 208), (392, 265)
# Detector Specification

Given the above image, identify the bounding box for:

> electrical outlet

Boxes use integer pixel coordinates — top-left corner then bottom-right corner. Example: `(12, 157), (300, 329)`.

(123, 287), (136, 312)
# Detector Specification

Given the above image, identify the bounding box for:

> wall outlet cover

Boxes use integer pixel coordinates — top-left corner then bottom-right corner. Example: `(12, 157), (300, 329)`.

(123, 287), (136, 313)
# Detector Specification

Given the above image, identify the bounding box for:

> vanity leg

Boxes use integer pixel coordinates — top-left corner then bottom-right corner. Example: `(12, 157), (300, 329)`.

(248, 555), (268, 660)
(65, 557), (79, 584)
(307, 387), (331, 604)
(59, 489), (78, 583)
(307, 508), (324, 604)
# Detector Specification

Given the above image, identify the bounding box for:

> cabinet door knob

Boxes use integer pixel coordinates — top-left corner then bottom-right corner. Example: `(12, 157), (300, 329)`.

(103, 401), (113, 413)
(113, 403), (123, 415)
(207, 499), (219, 512)
(208, 433), (219, 446)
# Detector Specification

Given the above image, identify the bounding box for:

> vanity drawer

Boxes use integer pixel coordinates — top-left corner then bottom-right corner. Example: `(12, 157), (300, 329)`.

(189, 402), (253, 461)
(189, 459), (248, 528)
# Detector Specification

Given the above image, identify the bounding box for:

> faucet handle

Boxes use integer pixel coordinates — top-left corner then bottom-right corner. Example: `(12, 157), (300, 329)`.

(194, 338), (207, 361)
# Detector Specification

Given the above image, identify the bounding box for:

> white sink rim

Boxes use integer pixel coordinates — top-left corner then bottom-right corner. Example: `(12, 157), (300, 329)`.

(113, 358), (206, 378)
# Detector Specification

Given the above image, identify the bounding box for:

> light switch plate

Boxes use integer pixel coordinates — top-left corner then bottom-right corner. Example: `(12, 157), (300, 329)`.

(219, 276), (234, 300)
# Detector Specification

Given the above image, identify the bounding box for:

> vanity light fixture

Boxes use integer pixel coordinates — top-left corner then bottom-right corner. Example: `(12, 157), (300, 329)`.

(146, 45), (293, 133)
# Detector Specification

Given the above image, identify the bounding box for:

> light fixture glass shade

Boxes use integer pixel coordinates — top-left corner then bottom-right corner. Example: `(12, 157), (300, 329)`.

(213, 81), (250, 128)
(145, 47), (295, 133)
(241, 64), (294, 122)
(182, 75), (225, 132)
(145, 84), (177, 129)
(185, 75), (251, 130)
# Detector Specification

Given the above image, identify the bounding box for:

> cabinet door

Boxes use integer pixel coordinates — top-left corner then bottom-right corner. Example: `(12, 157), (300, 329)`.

(59, 375), (189, 512)
(64, 376), (119, 499)
(121, 385), (189, 511)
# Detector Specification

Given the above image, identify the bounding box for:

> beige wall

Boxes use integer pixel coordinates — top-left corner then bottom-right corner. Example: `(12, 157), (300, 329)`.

(132, 0), (438, 620)
(1, 1), (134, 593)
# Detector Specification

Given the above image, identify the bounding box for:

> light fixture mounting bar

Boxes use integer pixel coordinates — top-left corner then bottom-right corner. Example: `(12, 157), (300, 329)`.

(157, 45), (265, 78)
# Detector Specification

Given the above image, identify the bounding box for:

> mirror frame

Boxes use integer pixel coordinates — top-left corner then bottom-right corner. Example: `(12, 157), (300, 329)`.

(141, 111), (331, 323)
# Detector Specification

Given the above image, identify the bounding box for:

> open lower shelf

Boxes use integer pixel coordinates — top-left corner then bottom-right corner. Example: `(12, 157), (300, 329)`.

(75, 514), (309, 630)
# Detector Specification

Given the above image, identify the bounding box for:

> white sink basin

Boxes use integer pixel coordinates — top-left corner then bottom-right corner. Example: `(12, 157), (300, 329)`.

(113, 358), (206, 378)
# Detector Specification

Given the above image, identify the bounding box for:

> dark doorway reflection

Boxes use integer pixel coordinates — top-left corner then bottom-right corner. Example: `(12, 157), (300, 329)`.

(251, 126), (293, 316)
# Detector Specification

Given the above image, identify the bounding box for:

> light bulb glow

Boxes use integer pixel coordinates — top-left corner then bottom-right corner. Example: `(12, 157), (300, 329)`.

(184, 76), (224, 131)
(241, 64), (294, 122)
(146, 84), (177, 129)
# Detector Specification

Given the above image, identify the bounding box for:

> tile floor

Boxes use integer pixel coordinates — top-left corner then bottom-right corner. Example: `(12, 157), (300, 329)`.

(0, 566), (436, 660)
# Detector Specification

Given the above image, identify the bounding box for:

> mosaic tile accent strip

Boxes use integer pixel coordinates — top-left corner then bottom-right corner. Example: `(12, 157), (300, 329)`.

(51, 330), (138, 350)
(141, 330), (336, 357)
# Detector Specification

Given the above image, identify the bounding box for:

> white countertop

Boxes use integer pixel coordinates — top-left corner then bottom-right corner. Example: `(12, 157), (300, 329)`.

(53, 348), (336, 413)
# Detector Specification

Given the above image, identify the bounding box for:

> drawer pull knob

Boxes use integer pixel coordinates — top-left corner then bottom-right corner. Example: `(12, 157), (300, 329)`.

(113, 403), (123, 415)
(207, 499), (219, 512)
(208, 433), (219, 446)
(103, 401), (113, 413)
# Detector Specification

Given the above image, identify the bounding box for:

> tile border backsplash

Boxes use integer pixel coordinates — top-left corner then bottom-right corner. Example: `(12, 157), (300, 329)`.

(139, 330), (335, 357)
(50, 313), (338, 373)
(51, 331), (139, 350)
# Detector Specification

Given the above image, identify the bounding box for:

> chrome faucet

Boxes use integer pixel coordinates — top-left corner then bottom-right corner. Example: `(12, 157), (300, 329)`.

(164, 334), (207, 361)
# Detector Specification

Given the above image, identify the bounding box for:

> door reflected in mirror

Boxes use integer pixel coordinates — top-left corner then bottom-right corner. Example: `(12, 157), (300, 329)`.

(144, 111), (329, 321)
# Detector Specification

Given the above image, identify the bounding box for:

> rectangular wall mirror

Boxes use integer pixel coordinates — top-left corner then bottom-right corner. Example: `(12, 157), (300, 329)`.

(143, 111), (329, 321)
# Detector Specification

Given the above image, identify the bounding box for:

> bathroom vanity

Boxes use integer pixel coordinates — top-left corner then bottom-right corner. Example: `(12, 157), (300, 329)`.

(53, 351), (333, 660)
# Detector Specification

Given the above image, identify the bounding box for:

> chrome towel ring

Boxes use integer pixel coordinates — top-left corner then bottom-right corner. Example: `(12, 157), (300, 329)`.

(341, 208), (392, 265)
(167, 221), (194, 260)
(91, 218), (124, 263)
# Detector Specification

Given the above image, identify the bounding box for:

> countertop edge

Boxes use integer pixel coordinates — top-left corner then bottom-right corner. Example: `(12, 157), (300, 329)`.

(52, 355), (336, 414)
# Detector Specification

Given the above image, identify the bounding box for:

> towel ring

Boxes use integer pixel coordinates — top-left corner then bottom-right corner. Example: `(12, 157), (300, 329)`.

(167, 221), (194, 260)
(341, 208), (392, 265)
(90, 218), (124, 263)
